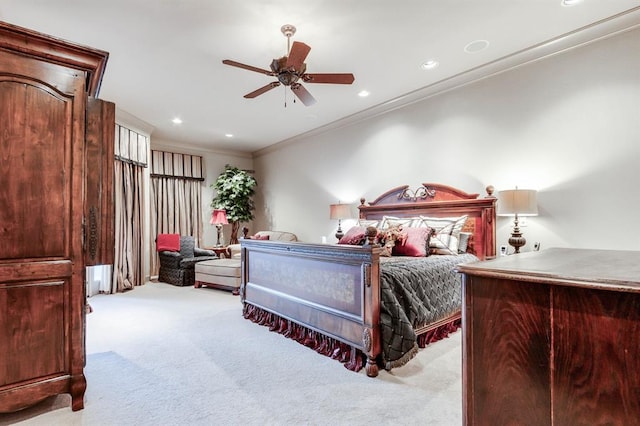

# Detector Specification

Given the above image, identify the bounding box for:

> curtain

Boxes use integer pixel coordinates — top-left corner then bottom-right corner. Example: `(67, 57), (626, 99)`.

(150, 176), (203, 276)
(112, 159), (145, 292)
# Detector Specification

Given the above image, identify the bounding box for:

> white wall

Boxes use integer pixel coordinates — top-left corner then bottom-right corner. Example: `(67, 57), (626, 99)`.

(252, 27), (640, 251)
(151, 139), (254, 248)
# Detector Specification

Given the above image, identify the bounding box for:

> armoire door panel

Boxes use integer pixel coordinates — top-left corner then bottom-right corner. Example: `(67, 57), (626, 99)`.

(0, 81), (71, 260)
(0, 282), (65, 386)
(85, 97), (115, 266)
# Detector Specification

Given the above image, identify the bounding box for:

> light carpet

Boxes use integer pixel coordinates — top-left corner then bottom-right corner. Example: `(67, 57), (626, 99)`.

(2, 282), (462, 425)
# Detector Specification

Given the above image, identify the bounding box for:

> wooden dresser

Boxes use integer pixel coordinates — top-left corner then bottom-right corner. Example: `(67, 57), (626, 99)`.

(0, 22), (113, 412)
(458, 248), (640, 426)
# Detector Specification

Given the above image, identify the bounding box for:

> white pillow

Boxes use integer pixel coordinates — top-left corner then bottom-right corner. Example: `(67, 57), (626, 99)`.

(458, 231), (473, 254)
(418, 215), (468, 255)
(379, 215), (420, 229)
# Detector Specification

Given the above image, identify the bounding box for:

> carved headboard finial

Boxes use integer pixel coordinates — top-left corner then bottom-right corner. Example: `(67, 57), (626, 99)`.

(486, 185), (495, 198)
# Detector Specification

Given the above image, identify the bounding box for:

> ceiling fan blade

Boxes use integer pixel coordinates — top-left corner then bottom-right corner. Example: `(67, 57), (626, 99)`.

(290, 83), (316, 106)
(244, 82), (281, 98)
(285, 41), (311, 70)
(303, 73), (355, 84)
(222, 59), (274, 76)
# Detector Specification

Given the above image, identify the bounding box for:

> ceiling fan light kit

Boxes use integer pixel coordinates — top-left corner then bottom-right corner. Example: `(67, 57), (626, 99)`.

(222, 24), (355, 106)
(280, 24), (296, 38)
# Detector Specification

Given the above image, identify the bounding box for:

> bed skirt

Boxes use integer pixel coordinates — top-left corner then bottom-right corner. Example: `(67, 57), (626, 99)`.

(243, 303), (460, 373)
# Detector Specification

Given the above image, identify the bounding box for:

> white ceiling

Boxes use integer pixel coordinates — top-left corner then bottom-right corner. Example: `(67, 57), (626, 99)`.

(2, 1), (639, 154)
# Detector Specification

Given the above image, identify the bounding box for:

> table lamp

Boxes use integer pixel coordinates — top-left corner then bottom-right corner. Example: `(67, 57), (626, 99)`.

(210, 209), (228, 247)
(497, 188), (538, 254)
(329, 203), (351, 240)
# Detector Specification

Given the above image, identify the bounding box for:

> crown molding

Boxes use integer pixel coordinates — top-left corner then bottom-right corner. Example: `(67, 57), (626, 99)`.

(116, 108), (155, 137)
(253, 6), (640, 158)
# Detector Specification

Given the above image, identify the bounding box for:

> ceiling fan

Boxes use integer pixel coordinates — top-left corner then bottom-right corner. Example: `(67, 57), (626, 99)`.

(222, 24), (355, 106)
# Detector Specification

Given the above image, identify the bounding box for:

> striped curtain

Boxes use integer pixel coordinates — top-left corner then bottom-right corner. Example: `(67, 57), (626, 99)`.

(149, 150), (204, 276)
(112, 160), (145, 292)
(112, 125), (147, 292)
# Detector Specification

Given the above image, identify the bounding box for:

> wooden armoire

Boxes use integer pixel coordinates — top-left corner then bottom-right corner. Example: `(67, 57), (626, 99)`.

(0, 22), (114, 412)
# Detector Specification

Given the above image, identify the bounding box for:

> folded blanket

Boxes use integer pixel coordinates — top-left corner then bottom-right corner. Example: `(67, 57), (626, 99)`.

(157, 233), (180, 252)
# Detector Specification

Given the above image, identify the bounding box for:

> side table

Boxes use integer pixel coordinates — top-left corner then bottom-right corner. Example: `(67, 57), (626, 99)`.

(205, 246), (231, 259)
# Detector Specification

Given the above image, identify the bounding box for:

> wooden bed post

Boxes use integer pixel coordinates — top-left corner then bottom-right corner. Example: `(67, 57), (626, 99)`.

(363, 248), (381, 377)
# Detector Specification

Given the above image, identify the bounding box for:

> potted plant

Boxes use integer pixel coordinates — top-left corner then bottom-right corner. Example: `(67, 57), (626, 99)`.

(210, 165), (257, 244)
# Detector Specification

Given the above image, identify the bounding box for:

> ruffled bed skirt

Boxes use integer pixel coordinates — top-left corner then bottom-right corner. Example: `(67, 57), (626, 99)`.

(417, 318), (461, 348)
(242, 304), (364, 372)
(243, 303), (461, 373)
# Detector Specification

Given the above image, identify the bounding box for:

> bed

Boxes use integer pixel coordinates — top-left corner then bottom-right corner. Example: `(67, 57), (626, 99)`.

(239, 183), (496, 377)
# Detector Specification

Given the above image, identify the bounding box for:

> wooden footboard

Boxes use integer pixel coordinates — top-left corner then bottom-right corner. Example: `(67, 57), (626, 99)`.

(240, 239), (382, 377)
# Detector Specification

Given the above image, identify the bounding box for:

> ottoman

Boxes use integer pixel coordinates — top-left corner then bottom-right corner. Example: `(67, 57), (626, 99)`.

(194, 259), (241, 295)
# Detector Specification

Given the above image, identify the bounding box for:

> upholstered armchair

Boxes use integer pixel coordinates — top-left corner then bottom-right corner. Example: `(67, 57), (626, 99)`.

(157, 235), (218, 286)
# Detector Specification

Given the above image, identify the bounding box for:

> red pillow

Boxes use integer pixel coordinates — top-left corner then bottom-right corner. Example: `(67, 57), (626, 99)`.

(156, 233), (180, 252)
(338, 226), (367, 245)
(393, 227), (431, 257)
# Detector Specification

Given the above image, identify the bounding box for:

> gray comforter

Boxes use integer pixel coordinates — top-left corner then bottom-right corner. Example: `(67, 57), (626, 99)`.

(379, 253), (478, 369)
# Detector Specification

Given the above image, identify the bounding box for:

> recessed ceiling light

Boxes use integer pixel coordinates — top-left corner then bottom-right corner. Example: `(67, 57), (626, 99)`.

(420, 60), (439, 70)
(224, 133), (233, 138)
(464, 39), (490, 54)
(358, 90), (370, 97)
(561, 0), (582, 6)
(171, 117), (183, 124)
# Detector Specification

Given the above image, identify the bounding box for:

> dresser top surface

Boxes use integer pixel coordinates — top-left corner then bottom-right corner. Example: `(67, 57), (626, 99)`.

(458, 247), (640, 292)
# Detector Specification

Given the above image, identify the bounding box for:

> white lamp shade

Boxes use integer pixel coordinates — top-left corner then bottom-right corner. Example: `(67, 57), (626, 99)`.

(497, 189), (538, 216)
(329, 203), (352, 220)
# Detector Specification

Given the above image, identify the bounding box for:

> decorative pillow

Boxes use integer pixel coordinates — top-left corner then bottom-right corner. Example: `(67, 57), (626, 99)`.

(378, 225), (405, 257)
(419, 215), (468, 255)
(393, 226), (432, 257)
(458, 232), (472, 254)
(156, 233), (180, 252)
(379, 215), (419, 229)
(338, 226), (367, 245)
(250, 234), (270, 240)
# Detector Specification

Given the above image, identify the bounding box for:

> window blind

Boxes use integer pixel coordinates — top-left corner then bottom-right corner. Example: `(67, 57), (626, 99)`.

(115, 124), (148, 167)
(150, 150), (204, 181)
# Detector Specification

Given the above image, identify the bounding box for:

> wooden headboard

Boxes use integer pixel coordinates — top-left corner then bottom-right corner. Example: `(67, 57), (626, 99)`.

(358, 183), (497, 260)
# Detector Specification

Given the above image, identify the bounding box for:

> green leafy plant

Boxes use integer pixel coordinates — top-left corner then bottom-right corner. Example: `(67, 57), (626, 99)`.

(210, 165), (257, 244)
